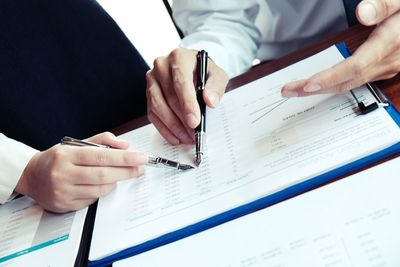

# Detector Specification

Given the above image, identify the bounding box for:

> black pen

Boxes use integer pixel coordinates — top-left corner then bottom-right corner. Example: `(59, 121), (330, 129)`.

(195, 50), (208, 166)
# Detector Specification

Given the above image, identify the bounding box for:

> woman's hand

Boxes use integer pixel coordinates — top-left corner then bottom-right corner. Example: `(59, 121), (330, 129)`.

(15, 132), (148, 213)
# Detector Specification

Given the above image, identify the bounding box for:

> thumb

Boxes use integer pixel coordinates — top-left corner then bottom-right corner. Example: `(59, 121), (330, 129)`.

(203, 65), (229, 108)
(356, 0), (400, 25)
(87, 132), (129, 149)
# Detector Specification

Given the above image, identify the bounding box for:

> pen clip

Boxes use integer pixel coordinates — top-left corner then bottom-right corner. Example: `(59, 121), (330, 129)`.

(196, 50), (208, 90)
(60, 136), (110, 148)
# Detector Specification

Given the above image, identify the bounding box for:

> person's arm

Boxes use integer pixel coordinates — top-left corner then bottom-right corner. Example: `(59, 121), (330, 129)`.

(13, 132), (148, 213)
(0, 133), (37, 204)
(282, 0), (400, 97)
(173, 0), (262, 77)
(1, 132), (148, 213)
(147, 0), (262, 145)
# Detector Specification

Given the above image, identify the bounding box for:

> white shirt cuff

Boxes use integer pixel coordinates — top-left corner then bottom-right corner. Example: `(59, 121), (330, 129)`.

(0, 134), (38, 204)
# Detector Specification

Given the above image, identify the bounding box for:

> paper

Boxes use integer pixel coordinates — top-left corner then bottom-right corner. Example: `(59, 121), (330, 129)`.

(89, 46), (400, 262)
(115, 157), (400, 267)
(0, 197), (87, 267)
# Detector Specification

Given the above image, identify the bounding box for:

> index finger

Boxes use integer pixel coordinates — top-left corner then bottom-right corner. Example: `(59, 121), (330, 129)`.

(169, 49), (200, 129)
(71, 147), (149, 167)
(302, 38), (383, 94)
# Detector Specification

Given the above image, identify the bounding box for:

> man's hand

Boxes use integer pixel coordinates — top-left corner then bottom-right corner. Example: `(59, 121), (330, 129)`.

(146, 48), (228, 145)
(15, 132), (148, 213)
(281, 0), (400, 97)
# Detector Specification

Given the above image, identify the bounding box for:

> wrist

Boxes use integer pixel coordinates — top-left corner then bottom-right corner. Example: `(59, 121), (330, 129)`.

(15, 152), (39, 197)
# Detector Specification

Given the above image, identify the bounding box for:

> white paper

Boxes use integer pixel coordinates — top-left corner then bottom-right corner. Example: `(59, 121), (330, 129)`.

(115, 157), (400, 267)
(0, 197), (87, 267)
(89, 46), (400, 261)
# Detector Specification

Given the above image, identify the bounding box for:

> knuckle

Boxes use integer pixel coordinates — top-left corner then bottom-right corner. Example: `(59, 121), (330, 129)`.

(49, 169), (61, 182)
(153, 57), (165, 70)
(97, 168), (108, 180)
(169, 48), (184, 60)
(182, 101), (196, 113)
(171, 122), (183, 133)
(145, 71), (154, 87)
(122, 152), (134, 165)
(172, 67), (186, 90)
(76, 150), (88, 164)
(50, 147), (66, 163)
(102, 131), (114, 139)
(96, 151), (108, 165)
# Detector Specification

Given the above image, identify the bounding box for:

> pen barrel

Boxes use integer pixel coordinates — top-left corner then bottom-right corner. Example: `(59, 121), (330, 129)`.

(195, 88), (206, 133)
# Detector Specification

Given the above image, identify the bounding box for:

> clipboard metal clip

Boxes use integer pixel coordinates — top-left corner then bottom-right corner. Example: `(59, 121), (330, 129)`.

(350, 83), (389, 115)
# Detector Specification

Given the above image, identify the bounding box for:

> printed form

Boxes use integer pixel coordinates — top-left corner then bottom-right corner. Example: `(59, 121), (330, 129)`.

(89, 46), (400, 261)
(115, 155), (400, 267)
(0, 197), (87, 267)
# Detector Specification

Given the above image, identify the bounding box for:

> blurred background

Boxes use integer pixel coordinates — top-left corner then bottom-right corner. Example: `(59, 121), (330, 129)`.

(96, 0), (267, 67)
(96, 0), (180, 67)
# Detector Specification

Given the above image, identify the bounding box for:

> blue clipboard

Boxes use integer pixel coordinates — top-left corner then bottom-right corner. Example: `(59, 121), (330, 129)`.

(88, 43), (400, 267)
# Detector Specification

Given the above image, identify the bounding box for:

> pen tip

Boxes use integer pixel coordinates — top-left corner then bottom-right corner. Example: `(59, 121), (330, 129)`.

(194, 156), (202, 166)
(178, 164), (196, 171)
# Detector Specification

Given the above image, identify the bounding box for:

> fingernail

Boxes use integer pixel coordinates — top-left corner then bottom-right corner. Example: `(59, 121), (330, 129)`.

(359, 1), (377, 24)
(281, 90), (298, 98)
(304, 84), (321, 92)
(206, 91), (220, 107)
(186, 113), (198, 128)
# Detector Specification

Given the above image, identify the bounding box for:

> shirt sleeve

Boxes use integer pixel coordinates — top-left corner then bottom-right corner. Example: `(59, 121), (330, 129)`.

(0, 133), (38, 204)
(172, 0), (262, 78)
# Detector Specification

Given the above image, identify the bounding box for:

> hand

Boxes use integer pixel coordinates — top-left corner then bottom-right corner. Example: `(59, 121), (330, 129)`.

(281, 0), (400, 97)
(15, 132), (148, 213)
(146, 48), (228, 145)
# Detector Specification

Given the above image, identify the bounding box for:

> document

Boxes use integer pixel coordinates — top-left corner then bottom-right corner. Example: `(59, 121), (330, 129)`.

(0, 196), (87, 267)
(89, 46), (400, 262)
(115, 157), (400, 267)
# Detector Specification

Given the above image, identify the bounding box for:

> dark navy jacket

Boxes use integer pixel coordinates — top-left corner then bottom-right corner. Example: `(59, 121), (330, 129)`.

(0, 0), (148, 150)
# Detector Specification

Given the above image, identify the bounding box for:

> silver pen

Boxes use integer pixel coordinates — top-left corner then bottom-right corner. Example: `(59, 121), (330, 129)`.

(60, 136), (195, 171)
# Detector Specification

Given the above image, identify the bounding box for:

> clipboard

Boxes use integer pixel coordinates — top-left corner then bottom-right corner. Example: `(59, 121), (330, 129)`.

(88, 43), (400, 267)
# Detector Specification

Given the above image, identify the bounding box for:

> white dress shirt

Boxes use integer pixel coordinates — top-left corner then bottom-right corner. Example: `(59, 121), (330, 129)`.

(0, 134), (37, 203)
(173, 0), (348, 77)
